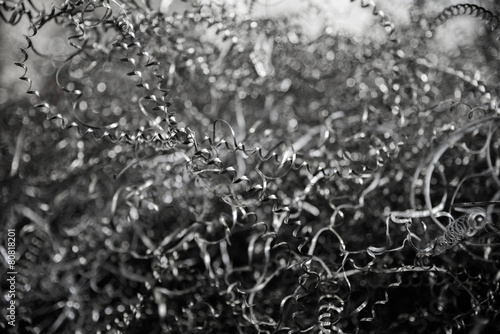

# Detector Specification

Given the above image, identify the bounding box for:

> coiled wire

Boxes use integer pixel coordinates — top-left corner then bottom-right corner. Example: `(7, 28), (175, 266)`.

(428, 4), (500, 34)
(434, 208), (488, 255)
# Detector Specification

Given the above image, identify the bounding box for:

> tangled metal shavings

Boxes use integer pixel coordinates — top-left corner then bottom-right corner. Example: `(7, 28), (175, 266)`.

(2, 0), (500, 333)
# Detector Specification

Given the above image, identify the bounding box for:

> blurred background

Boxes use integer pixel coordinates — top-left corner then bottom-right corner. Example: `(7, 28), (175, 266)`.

(0, 0), (494, 105)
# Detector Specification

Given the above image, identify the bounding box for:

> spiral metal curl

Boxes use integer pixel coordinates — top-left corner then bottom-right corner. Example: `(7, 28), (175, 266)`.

(433, 208), (488, 255)
(350, 0), (397, 41)
(428, 4), (500, 34)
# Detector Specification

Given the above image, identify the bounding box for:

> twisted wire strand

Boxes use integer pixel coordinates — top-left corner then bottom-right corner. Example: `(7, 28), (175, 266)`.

(433, 208), (488, 255)
(0, 0), (43, 25)
(350, 0), (397, 41)
(427, 3), (500, 35)
(318, 296), (345, 333)
(359, 274), (402, 323)
(13, 1), (182, 147)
